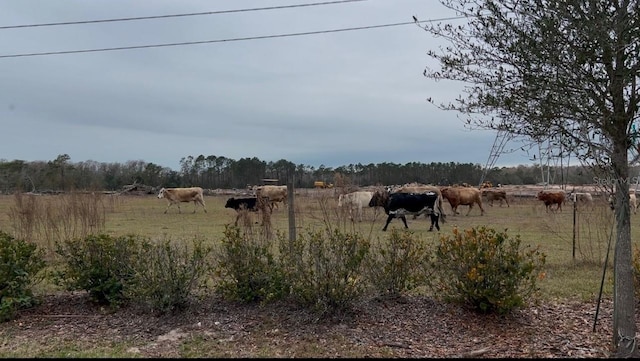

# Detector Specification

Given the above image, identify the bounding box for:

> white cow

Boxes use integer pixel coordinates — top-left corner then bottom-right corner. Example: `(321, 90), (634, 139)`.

(569, 191), (593, 209)
(338, 191), (374, 222)
(608, 192), (637, 215)
(157, 187), (206, 214)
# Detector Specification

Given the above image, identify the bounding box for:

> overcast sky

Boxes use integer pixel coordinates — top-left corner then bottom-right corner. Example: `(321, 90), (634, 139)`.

(0, 0), (539, 171)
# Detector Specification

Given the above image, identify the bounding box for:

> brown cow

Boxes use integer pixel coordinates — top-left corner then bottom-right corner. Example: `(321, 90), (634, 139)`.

(537, 190), (565, 212)
(157, 187), (207, 214)
(482, 189), (510, 207)
(440, 186), (485, 216)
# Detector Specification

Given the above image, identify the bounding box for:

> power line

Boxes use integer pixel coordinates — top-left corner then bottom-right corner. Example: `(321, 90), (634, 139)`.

(0, 0), (367, 29)
(0, 16), (467, 59)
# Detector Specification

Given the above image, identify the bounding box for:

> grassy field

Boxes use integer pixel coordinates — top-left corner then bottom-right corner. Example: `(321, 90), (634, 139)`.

(0, 189), (634, 302)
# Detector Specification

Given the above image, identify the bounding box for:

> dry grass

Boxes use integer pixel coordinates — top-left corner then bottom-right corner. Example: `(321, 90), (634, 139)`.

(0, 189), (636, 358)
(0, 189), (632, 301)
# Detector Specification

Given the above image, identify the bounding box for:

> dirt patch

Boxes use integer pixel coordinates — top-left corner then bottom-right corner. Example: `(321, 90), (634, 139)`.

(0, 291), (619, 358)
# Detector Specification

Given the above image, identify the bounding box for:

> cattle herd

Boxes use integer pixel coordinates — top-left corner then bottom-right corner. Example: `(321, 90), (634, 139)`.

(157, 183), (633, 232)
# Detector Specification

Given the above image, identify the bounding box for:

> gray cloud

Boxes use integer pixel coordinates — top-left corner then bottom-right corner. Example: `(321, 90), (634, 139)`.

(0, 0), (536, 171)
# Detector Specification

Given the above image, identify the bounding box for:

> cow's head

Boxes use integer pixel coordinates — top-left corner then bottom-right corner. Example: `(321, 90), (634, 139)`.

(608, 194), (615, 210)
(157, 187), (166, 199)
(369, 190), (389, 208)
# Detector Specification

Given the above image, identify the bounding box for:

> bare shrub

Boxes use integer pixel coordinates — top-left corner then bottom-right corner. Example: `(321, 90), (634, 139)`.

(8, 192), (109, 258)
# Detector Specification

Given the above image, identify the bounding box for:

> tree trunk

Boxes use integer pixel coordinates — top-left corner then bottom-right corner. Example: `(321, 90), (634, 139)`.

(611, 144), (639, 358)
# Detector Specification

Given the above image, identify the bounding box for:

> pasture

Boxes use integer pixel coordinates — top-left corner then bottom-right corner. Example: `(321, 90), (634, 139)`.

(0, 188), (633, 301)
(0, 189), (637, 357)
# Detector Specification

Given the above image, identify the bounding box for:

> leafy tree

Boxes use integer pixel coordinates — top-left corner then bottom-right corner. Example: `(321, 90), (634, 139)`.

(418, 0), (639, 356)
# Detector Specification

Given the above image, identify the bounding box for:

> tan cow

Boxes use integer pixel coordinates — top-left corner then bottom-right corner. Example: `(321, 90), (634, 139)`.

(482, 189), (510, 207)
(157, 187), (206, 214)
(255, 185), (288, 212)
(440, 186), (485, 216)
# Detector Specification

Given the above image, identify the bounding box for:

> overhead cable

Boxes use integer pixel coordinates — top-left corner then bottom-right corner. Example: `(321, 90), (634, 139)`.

(0, 16), (467, 59)
(0, 0), (367, 29)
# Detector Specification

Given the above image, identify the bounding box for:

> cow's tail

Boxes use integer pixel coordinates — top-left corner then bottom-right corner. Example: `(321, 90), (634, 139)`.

(438, 196), (447, 224)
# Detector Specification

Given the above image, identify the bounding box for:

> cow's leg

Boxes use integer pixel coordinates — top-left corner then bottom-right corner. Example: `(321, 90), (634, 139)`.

(165, 202), (178, 214)
(399, 215), (408, 229)
(198, 199), (207, 213)
(429, 213), (440, 231)
(466, 204), (474, 216)
(382, 214), (395, 231)
(428, 211), (435, 231)
(505, 198), (510, 207)
(478, 201), (485, 215)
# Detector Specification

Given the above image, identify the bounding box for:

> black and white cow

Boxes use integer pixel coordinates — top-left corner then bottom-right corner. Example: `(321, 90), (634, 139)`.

(225, 197), (259, 225)
(368, 189), (443, 232)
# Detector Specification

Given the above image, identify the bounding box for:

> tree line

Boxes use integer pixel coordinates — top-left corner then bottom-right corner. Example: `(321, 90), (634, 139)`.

(0, 153), (617, 194)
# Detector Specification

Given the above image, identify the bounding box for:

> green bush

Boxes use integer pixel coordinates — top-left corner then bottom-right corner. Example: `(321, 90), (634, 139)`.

(428, 226), (546, 314)
(53, 234), (140, 306)
(125, 238), (213, 313)
(214, 225), (288, 303)
(279, 227), (370, 315)
(0, 230), (46, 322)
(364, 228), (431, 298)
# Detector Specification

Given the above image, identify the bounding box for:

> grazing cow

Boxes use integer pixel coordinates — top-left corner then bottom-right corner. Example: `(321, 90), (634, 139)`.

(440, 186), (485, 216)
(368, 190), (442, 231)
(608, 192), (637, 214)
(482, 189), (510, 207)
(254, 185), (287, 212)
(337, 191), (373, 222)
(537, 190), (565, 212)
(225, 197), (259, 225)
(157, 187), (207, 214)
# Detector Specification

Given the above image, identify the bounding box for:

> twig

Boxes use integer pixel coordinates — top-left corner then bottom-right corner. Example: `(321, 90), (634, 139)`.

(454, 347), (490, 358)
(40, 314), (102, 318)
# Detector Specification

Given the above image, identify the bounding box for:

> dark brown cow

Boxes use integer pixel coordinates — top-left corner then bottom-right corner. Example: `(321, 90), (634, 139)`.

(482, 189), (510, 207)
(440, 186), (485, 216)
(157, 187), (207, 214)
(225, 197), (264, 225)
(537, 190), (565, 212)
